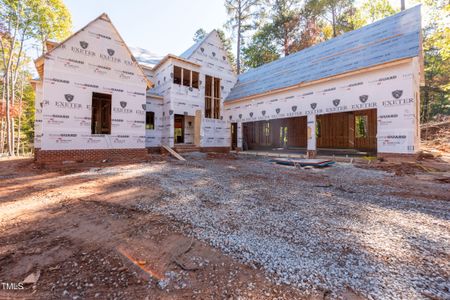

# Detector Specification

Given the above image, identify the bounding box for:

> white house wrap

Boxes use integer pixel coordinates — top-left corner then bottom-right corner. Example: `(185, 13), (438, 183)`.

(33, 6), (423, 162)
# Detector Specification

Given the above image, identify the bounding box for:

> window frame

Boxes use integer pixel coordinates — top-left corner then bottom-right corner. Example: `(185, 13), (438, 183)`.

(173, 65), (199, 90)
(91, 92), (112, 135)
(146, 111), (155, 130)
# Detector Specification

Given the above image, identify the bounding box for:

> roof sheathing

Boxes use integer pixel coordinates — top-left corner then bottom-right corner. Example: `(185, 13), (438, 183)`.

(225, 5), (422, 102)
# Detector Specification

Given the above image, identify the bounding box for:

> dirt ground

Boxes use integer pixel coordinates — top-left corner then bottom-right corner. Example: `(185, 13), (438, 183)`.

(0, 157), (316, 300)
(0, 153), (449, 299)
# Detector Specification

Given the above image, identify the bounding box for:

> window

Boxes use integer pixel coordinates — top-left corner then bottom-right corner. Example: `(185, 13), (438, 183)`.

(183, 68), (190, 87)
(355, 115), (368, 138)
(205, 75), (212, 118)
(146, 111), (155, 130)
(192, 71), (199, 89)
(91, 92), (111, 134)
(173, 66), (199, 89)
(205, 75), (221, 119)
(173, 66), (182, 84)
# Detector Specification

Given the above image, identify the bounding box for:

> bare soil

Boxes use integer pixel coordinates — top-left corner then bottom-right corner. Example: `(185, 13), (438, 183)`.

(0, 157), (311, 300)
(0, 153), (448, 299)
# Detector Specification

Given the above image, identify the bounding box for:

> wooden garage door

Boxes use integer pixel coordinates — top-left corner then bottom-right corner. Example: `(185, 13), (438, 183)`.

(317, 109), (377, 151)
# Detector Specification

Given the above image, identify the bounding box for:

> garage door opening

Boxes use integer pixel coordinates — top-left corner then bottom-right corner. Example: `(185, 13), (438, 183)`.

(317, 109), (377, 152)
(242, 116), (307, 150)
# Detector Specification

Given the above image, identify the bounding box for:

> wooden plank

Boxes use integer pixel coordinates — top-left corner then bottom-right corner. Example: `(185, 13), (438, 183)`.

(162, 145), (186, 161)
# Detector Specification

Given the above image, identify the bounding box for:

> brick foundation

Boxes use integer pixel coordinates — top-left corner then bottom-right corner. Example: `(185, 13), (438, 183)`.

(147, 147), (162, 154)
(35, 148), (148, 164)
(377, 152), (418, 162)
(200, 147), (230, 153)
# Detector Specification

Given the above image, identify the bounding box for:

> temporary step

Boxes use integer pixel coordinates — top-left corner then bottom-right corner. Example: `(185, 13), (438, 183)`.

(162, 145), (186, 161)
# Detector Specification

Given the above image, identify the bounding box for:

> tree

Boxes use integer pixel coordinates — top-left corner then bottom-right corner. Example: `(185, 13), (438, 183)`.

(348, 0), (397, 28)
(193, 28), (207, 42)
(306, 0), (355, 38)
(0, 0), (71, 156)
(242, 24), (280, 69)
(419, 1), (450, 122)
(35, 0), (72, 54)
(268, 0), (302, 56)
(225, 0), (262, 74)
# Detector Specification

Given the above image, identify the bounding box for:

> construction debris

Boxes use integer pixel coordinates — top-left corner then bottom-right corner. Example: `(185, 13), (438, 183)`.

(161, 145), (186, 161)
(271, 158), (335, 168)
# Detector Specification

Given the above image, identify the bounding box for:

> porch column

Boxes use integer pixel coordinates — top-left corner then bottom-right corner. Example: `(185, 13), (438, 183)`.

(194, 110), (202, 147)
(307, 114), (317, 158)
(237, 122), (243, 150)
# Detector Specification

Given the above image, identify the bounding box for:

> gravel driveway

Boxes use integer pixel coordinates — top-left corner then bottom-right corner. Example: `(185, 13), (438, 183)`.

(131, 153), (450, 299)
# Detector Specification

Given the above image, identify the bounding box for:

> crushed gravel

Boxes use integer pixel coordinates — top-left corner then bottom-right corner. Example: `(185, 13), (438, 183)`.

(89, 155), (449, 299)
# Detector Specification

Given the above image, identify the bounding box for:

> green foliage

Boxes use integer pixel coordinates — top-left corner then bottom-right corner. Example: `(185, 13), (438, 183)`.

(348, 0), (398, 28)
(225, 0), (263, 73)
(242, 24), (280, 69)
(419, 0), (450, 121)
(0, 0), (72, 155)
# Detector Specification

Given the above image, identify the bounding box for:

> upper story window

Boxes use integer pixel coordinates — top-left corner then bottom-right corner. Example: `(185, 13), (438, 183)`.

(205, 75), (221, 119)
(173, 66), (199, 89)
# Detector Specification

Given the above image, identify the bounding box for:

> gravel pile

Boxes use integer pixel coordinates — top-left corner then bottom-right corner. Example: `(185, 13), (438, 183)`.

(107, 156), (448, 299)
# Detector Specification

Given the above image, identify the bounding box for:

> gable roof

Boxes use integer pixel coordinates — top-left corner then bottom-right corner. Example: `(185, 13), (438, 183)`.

(225, 5), (422, 102)
(34, 13), (153, 89)
(179, 30), (216, 59)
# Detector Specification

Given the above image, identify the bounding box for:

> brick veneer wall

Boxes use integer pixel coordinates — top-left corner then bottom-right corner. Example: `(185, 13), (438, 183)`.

(35, 148), (148, 164)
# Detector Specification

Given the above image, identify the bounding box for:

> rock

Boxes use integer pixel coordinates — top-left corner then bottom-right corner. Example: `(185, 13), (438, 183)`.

(158, 279), (170, 290)
(23, 270), (40, 284)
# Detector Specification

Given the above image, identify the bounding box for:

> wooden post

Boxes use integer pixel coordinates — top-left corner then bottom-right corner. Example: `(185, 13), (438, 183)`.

(307, 114), (317, 158)
(194, 110), (202, 147)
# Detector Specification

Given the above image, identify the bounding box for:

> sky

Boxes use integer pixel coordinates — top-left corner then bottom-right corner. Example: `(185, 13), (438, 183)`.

(63, 0), (229, 56)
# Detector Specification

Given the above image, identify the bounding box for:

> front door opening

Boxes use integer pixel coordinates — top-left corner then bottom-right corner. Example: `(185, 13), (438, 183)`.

(174, 114), (184, 144)
(231, 123), (238, 150)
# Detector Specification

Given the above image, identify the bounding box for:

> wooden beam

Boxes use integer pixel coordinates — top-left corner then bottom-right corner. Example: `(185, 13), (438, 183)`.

(161, 145), (186, 161)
